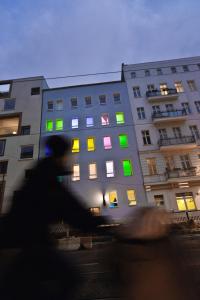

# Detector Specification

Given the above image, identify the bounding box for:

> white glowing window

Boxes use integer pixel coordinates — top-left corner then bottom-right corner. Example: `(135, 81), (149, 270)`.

(72, 164), (80, 181)
(103, 136), (112, 150)
(72, 118), (79, 129)
(89, 163), (97, 179)
(86, 117), (94, 127)
(106, 160), (114, 177)
(101, 113), (109, 126)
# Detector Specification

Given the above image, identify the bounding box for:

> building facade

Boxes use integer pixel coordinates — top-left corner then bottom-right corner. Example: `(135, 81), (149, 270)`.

(0, 76), (48, 213)
(40, 81), (147, 221)
(122, 56), (200, 212)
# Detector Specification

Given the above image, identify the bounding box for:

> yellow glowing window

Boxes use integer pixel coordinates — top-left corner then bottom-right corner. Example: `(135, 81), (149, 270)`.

(116, 112), (125, 124)
(185, 195), (196, 210)
(176, 198), (187, 211)
(109, 191), (118, 208)
(72, 138), (80, 153)
(56, 119), (63, 131)
(127, 190), (136, 206)
(87, 137), (95, 151)
(46, 120), (53, 132)
(72, 164), (80, 181)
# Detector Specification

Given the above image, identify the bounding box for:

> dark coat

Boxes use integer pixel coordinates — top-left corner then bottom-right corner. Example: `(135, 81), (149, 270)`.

(0, 157), (106, 248)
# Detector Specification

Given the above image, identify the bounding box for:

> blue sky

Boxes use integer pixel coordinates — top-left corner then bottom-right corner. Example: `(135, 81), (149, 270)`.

(1, 0), (200, 87)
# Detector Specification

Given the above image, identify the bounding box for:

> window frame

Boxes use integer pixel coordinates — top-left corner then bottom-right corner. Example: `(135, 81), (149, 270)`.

(122, 159), (133, 176)
(31, 87), (40, 95)
(106, 160), (115, 178)
(87, 137), (95, 152)
(20, 145), (34, 160)
(119, 134), (128, 148)
(127, 189), (137, 206)
(72, 138), (80, 153)
(72, 164), (80, 181)
(86, 116), (94, 127)
(101, 113), (109, 126)
(0, 140), (6, 156)
(99, 95), (106, 105)
(103, 136), (112, 150)
(88, 162), (97, 179)
(116, 112), (125, 125)
(71, 118), (79, 129)
(71, 97), (78, 109)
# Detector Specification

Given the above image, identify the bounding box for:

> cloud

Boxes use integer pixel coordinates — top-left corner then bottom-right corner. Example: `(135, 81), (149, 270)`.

(0, 0), (200, 87)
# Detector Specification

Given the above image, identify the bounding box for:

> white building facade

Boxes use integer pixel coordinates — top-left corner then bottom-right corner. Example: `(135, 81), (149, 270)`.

(123, 56), (200, 212)
(40, 81), (147, 221)
(0, 77), (48, 213)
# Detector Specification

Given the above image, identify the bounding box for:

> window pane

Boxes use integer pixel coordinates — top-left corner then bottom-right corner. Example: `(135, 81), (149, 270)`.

(72, 118), (78, 129)
(86, 117), (94, 127)
(176, 199), (187, 211)
(46, 120), (53, 132)
(127, 190), (136, 206)
(109, 191), (118, 208)
(89, 163), (97, 179)
(119, 134), (128, 148)
(72, 164), (80, 181)
(0, 161), (8, 174)
(31, 87), (40, 95)
(85, 96), (92, 106)
(0, 116), (19, 136)
(103, 136), (112, 149)
(116, 112), (125, 124)
(0, 140), (6, 156)
(123, 160), (133, 176)
(21, 126), (30, 135)
(47, 101), (53, 110)
(55, 100), (63, 110)
(186, 195), (196, 210)
(72, 139), (80, 153)
(99, 95), (106, 105)
(71, 97), (77, 108)
(106, 161), (114, 177)
(4, 99), (15, 111)
(56, 119), (63, 131)
(87, 137), (95, 151)
(20, 146), (33, 159)
(101, 113), (109, 125)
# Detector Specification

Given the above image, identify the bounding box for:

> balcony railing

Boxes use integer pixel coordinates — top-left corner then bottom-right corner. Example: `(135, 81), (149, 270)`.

(146, 88), (178, 98)
(158, 136), (195, 147)
(152, 109), (186, 120)
(166, 167), (197, 179)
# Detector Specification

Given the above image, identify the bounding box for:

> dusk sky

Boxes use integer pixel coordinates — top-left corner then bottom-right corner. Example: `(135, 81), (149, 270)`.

(1, 0), (200, 87)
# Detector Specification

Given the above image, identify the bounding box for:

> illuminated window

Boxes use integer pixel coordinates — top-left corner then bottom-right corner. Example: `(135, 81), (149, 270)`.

(72, 138), (80, 153)
(72, 118), (79, 129)
(87, 137), (95, 151)
(46, 120), (53, 132)
(72, 164), (80, 181)
(88, 163), (97, 179)
(106, 161), (114, 177)
(56, 119), (63, 131)
(101, 113), (109, 126)
(109, 191), (118, 208)
(122, 160), (133, 176)
(146, 158), (157, 175)
(160, 83), (168, 95)
(116, 112), (125, 124)
(174, 81), (184, 93)
(119, 134), (128, 148)
(127, 190), (136, 206)
(0, 115), (20, 136)
(176, 192), (196, 211)
(90, 207), (100, 216)
(86, 117), (94, 127)
(103, 136), (112, 150)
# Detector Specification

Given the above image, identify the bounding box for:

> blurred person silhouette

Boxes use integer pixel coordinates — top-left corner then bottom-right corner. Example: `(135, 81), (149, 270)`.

(0, 135), (108, 300)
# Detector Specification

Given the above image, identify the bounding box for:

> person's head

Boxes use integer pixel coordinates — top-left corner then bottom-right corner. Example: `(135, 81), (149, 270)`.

(45, 135), (71, 167)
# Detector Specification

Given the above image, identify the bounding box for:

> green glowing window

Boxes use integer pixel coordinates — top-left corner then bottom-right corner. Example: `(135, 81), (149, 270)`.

(46, 120), (53, 132)
(116, 112), (125, 124)
(119, 134), (128, 148)
(122, 160), (133, 176)
(72, 138), (80, 153)
(56, 119), (63, 131)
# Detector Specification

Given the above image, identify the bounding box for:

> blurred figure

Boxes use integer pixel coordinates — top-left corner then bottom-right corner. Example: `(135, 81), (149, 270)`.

(114, 207), (198, 300)
(0, 135), (107, 300)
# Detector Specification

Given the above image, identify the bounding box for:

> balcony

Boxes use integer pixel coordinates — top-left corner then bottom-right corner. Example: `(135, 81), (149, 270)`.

(159, 136), (196, 151)
(166, 168), (197, 179)
(152, 109), (187, 124)
(146, 88), (178, 103)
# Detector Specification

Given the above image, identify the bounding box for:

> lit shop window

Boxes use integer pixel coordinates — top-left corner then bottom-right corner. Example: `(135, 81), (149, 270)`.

(122, 160), (133, 176)
(116, 112), (125, 124)
(56, 119), (63, 131)
(119, 134), (128, 148)
(109, 191), (118, 208)
(101, 113), (109, 126)
(72, 118), (79, 129)
(106, 160), (114, 177)
(86, 117), (94, 127)
(72, 164), (80, 181)
(103, 136), (112, 150)
(72, 138), (80, 153)
(127, 189), (136, 206)
(88, 163), (97, 179)
(46, 120), (53, 132)
(87, 137), (95, 151)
